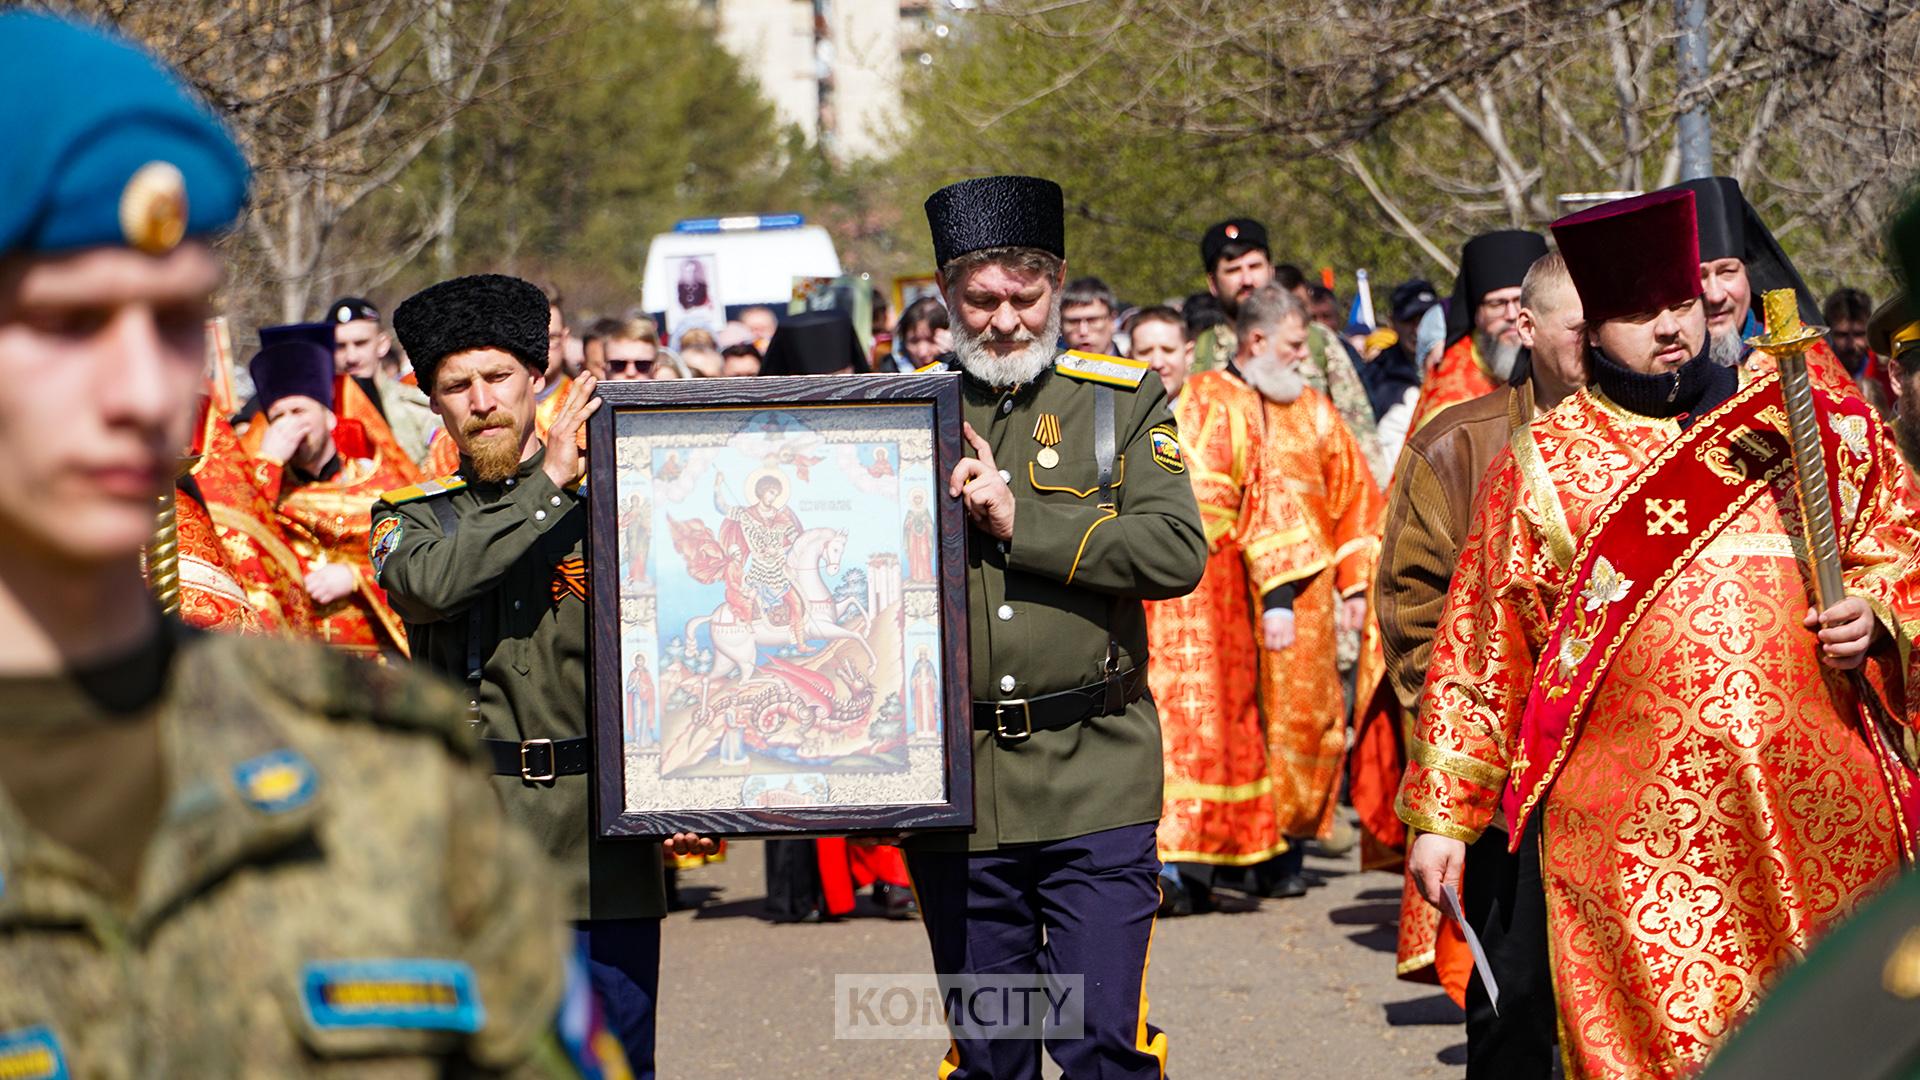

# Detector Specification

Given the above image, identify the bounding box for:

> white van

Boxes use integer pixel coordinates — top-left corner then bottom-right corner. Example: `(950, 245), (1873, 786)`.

(639, 214), (842, 330)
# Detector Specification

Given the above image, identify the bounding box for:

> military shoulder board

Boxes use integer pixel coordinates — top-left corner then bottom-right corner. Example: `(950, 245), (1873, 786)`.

(380, 474), (468, 506)
(914, 359), (948, 374)
(1056, 350), (1150, 389)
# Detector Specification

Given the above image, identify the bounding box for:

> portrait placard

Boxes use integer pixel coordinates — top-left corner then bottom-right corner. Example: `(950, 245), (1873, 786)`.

(587, 374), (973, 837)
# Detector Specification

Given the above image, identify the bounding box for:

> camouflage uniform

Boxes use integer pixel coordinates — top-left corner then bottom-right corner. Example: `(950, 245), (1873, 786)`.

(0, 630), (589, 1077)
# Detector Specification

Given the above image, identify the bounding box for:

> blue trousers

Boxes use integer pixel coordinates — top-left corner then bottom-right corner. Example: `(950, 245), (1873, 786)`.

(575, 917), (661, 1079)
(907, 822), (1168, 1080)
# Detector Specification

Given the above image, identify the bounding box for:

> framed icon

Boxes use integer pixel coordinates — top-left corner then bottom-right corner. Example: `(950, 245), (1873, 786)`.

(587, 373), (973, 836)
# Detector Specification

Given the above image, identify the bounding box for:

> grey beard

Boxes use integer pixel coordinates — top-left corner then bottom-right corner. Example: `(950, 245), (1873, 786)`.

(1241, 353), (1306, 403)
(1475, 330), (1521, 381)
(1710, 331), (1745, 368)
(953, 301), (1062, 388)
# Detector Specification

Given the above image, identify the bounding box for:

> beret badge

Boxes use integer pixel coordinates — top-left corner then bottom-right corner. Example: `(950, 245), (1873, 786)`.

(119, 161), (188, 255)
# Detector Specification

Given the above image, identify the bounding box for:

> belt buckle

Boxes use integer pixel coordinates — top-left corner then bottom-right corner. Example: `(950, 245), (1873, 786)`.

(519, 738), (557, 782)
(993, 700), (1032, 743)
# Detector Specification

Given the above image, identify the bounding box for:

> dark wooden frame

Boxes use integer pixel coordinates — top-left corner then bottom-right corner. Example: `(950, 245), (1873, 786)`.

(587, 373), (973, 837)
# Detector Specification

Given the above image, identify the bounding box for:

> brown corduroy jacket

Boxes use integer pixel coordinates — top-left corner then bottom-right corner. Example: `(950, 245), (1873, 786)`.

(1374, 381), (1537, 713)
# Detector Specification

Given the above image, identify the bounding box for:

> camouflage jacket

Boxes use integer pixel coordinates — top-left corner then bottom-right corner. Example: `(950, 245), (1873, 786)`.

(0, 631), (593, 1078)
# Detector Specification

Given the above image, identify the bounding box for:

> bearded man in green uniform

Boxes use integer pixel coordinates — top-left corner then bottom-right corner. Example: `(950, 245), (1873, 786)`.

(373, 273), (711, 1079)
(0, 12), (619, 1077)
(906, 175), (1207, 1079)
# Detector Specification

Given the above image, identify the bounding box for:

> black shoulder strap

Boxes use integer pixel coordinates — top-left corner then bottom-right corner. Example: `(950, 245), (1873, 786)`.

(1092, 382), (1126, 710)
(1094, 383), (1117, 492)
(423, 495), (487, 694)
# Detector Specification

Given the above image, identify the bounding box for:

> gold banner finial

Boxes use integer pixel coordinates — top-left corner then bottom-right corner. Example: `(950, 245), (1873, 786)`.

(1746, 288), (1825, 355)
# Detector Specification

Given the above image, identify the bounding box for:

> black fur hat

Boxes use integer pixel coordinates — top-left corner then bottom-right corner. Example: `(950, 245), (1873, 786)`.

(924, 175), (1065, 269)
(393, 273), (548, 390)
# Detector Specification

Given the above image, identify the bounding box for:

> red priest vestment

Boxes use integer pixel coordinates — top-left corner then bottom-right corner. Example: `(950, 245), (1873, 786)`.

(1250, 377), (1385, 838)
(167, 482), (266, 635)
(188, 398), (313, 635)
(255, 450), (415, 658)
(1410, 335), (1501, 432)
(1147, 370), (1328, 865)
(1397, 375), (1920, 1078)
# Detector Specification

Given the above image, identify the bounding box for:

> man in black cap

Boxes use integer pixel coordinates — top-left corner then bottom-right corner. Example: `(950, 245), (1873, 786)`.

(910, 175), (1206, 1079)
(371, 274), (712, 1077)
(329, 295), (436, 463)
(1199, 217), (1387, 481)
(1411, 229), (1549, 430)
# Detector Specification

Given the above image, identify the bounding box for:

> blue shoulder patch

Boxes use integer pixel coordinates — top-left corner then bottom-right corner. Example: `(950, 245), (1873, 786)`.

(232, 748), (317, 814)
(302, 958), (485, 1034)
(0, 1025), (69, 1080)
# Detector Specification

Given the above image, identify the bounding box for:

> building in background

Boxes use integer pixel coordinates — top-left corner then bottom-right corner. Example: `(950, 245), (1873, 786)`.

(707, 0), (952, 160)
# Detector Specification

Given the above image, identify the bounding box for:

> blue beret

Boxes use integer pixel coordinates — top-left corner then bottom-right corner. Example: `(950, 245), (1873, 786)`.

(249, 342), (336, 412)
(0, 11), (249, 256)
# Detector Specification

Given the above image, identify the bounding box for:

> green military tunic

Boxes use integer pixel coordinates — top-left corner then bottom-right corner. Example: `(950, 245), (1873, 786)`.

(916, 349), (1207, 852)
(0, 628), (583, 1078)
(371, 448), (665, 920)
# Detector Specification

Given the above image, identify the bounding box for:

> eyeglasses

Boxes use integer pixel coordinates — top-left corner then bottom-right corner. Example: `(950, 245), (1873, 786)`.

(607, 359), (654, 374)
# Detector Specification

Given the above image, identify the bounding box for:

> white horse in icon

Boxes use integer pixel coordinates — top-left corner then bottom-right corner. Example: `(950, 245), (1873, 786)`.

(685, 527), (875, 682)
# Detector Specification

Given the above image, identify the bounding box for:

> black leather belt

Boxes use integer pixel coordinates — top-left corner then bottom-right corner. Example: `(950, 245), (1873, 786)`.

(972, 665), (1149, 742)
(482, 736), (590, 781)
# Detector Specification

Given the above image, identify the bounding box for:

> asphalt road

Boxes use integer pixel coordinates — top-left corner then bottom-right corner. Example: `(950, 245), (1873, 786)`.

(655, 823), (1469, 1079)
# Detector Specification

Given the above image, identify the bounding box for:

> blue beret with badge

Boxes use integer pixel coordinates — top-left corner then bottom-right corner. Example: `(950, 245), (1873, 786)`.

(0, 11), (249, 256)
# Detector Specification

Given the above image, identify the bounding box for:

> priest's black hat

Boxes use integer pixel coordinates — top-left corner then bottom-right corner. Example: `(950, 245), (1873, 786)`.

(1444, 230), (1548, 346)
(393, 273), (549, 391)
(1666, 176), (1820, 328)
(924, 175), (1065, 269)
(248, 341), (335, 411)
(760, 310), (869, 376)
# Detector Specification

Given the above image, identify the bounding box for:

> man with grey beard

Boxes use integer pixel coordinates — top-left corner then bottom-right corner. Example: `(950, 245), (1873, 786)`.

(905, 174), (1206, 1080)
(1205, 286), (1383, 901)
(1411, 230), (1548, 430)
(1664, 177), (1861, 401)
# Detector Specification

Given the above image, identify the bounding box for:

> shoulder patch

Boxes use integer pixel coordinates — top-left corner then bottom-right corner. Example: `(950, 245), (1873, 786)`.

(380, 474), (468, 506)
(0, 1025), (68, 1080)
(1149, 424), (1186, 474)
(302, 959), (484, 1034)
(233, 748), (318, 814)
(369, 516), (403, 576)
(1057, 350), (1150, 389)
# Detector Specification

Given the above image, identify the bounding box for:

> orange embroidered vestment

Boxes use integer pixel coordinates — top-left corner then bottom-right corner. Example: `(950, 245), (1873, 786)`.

(1410, 335), (1501, 433)
(188, 396), (313, 635)
(1397, 382), (1920, 1078)
(256, 451), (415, 658)
(1147, 371), (1327, 865)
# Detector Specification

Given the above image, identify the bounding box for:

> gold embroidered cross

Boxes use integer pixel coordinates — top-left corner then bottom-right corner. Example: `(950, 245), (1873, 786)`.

(1647, 498), (1688, 536)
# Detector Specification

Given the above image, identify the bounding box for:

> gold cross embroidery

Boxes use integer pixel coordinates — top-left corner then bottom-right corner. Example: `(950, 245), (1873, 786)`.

(1647, 498), (1688, 536)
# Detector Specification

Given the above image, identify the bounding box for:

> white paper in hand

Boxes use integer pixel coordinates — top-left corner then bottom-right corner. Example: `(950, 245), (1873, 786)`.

(1440, 881), (1499, 1015)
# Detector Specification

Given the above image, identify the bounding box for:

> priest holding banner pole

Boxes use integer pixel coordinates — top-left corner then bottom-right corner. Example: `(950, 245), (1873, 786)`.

(1399, 187), (1920, 1079)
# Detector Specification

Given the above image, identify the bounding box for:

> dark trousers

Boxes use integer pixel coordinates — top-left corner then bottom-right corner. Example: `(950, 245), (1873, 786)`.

(907, 822), (1167, 1080)
(1463, 818), (1556, 1080)
(575, 917), (662, 1080)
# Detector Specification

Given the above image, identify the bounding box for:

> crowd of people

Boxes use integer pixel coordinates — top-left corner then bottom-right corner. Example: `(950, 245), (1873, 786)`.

(5, 9), (1920, 1080)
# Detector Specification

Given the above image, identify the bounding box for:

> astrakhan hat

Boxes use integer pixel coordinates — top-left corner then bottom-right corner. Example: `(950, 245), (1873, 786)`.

(924, 175), (1065, 269)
